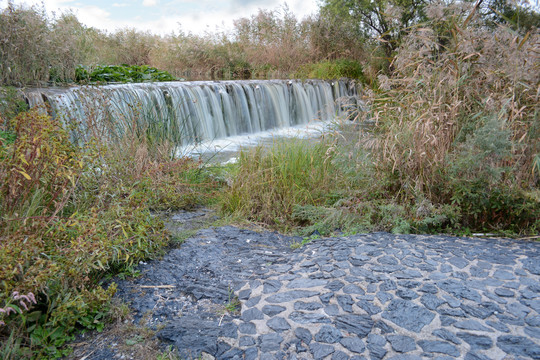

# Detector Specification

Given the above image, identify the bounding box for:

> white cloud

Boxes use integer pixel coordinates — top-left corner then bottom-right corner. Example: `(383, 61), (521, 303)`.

(142, 0), (157, 6)
(112, 3), (129, 7)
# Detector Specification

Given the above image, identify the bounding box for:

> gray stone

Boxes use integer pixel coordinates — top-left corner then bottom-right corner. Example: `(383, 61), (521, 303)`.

(421, 294), (445, 310)
(486, 320), (510, 333)
(325, 304), (340, 316)
(315, 325), (343, 344)
(334, 314), (374, 337)
(377, 292), (393, 303)
(433, 329), (462, 345)
(382, 299), (435, 332)
(337, 295), (355, 312)
(340, 337), (365, 353)
(263, 280), (282, 294)
(497, 335), (540, 358)
(310, 342), (335, 360)
(388, 335), (416, 352)
(238, 322), (256, 334)
(239, 336), (256, 346)
(294, 301), (323, 311)
(267, 317), (291, 332)
(241, 308), (264, 321)
(374, 320), (395, 334)
(457, 332), (493, 350)
(221, 322), (238, 338)
(244, 347), (258, 360)
(378, 255), (399, 265)
(342, 284), (366, 295)
(525, 326), (540, 339)
(367, 335), (387, 360)
(453, 320), (493, 332)
(261, 305), (286, 316)
(326, 280), (345, 291)
(525, 315), (540, 327)
(493, 269), (515, 280)
(266, 290), (320, 303)
(506, 302), (530, 318)
(464, 352), (491, 360)
(288, 278), (327, 288)
(332, 350), (349, 360)
(522, 258), (540, 275)
(417, 340), (459, 357)
(380, 280), (397, 291)
(396, 289), (419, 300)
(289, 311), (331, 324)
(245, 295), (261, 307)
(449, 257), (468, 269)
(238, 289), (252, 300)
(437, 279), (482, 302)
(494, 287), (515, 297)
(295, 327), (312, 344)
(356, 300), (381, 315)
(259, 333), (283, 352)
(319, 292), (334, 304)
(460, 303), (498, 319)
(419, 283), (439, 294)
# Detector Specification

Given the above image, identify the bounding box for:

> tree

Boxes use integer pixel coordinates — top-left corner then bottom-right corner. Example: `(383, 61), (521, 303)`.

(320, 0), (428, 56)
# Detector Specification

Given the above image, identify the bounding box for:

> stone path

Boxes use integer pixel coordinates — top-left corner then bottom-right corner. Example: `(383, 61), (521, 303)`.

(114, 220), (540, 360)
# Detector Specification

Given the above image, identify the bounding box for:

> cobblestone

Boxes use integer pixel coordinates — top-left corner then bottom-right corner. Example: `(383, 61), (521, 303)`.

(112, 224), (540, 359)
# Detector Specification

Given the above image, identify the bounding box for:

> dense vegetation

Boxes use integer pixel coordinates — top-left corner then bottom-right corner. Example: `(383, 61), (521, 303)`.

(0, 0), (539, 358)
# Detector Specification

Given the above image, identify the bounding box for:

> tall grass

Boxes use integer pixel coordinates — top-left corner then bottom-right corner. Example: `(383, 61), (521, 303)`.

(221, 139), (355, 231)
(0, 2), (368, 86)
(361, 2), (539, 233)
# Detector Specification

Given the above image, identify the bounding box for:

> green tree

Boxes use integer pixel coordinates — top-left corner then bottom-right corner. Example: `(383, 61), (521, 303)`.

(320, 0), (428, 56)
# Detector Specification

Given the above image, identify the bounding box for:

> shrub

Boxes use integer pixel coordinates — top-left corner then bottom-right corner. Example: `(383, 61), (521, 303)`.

(0, 109), (220, 357)
(358, 2), (539, 234)
(295, 59), (365, 80)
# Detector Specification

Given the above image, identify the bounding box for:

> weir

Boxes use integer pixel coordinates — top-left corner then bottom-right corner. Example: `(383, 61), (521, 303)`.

(25, 79), (361, 147)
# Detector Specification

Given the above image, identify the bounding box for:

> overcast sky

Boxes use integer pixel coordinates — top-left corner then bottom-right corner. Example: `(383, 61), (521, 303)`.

(1, 0), (321, 35)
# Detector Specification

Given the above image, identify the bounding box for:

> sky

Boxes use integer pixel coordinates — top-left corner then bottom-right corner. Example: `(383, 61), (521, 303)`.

(1, 0), (321, 35)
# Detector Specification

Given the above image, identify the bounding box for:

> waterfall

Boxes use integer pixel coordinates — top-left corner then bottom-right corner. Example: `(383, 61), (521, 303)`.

(25, 79), (361, 147)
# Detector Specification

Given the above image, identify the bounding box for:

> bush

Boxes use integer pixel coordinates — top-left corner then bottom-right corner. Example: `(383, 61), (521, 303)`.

(295, 59), (366, 81)
(75, 64), (176, 84)
(0, 109), (220, 358)
(358, 2), (539, 234)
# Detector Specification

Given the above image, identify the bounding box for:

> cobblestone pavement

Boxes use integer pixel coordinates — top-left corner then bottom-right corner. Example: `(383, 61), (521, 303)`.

(115, 222), (540, 360)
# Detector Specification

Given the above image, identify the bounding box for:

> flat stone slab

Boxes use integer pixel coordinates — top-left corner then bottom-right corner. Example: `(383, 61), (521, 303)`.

(113, 226), (540, 359)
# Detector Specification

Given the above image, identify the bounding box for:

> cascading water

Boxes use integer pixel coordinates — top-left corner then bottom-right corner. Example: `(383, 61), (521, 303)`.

(25, 79), (361, 152)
